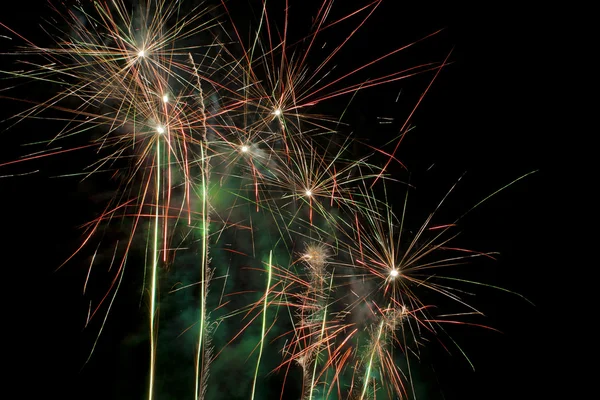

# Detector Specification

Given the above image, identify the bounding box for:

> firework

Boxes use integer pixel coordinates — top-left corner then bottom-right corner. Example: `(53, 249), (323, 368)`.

(0, 1), (534, 399)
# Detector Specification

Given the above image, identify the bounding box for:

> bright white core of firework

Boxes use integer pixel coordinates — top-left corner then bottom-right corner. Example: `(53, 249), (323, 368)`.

(138, 50), (146, 58)
(156, 125), (165, 134)
(273, 108), (282, 116)
(162, 94), (169, 103)
(390, 268), (399, 278)
(241, 145), (249, 153)
(305, 190), (313, 197)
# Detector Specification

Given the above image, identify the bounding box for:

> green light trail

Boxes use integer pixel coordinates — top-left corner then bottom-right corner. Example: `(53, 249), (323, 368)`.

(148, 137), (161, 400)
(250, 250), (273, 400)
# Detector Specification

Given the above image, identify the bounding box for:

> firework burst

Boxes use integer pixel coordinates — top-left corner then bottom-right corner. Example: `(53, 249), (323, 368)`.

(0, 1), (534, 399)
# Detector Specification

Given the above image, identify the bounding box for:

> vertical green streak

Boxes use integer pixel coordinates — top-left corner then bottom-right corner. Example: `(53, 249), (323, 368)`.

(148, 138), (161, 400)
(308, 272), (335, 400)
(359, 318), (386, 400)
(251, 250), (273, 400)
(195, 145), (209, 400)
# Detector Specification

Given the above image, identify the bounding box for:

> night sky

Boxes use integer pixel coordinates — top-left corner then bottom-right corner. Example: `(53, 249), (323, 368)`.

(1, 1), (557, 399)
